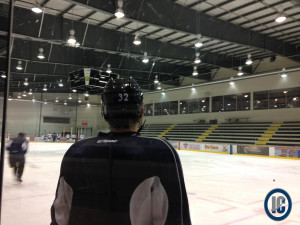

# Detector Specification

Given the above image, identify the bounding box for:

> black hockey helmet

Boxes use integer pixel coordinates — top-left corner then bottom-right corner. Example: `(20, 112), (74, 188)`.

(101, 77), (143, 120)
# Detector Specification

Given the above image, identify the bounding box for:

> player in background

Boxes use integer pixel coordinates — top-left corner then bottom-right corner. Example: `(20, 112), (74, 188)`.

(6, 132), (28, 182)
(57, 133), (61, 142)
(71, 134), (76, 142)
(79, 133), (85, 140)
(47, 132), (52, 142)
(51, 78), (191, 225)
(52, 132), (57, 142)
(66, 133), (70, 142)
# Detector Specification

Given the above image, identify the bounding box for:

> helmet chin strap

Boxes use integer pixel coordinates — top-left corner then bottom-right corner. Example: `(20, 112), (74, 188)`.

(137, 119), (146, 134)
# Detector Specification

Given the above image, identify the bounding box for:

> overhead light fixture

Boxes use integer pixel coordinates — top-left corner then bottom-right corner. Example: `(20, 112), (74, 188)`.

(28, 89), (33, 95)
(229, 77), (234, 85)
(106, 64), (112, 73)
(192, 66), (198, 76)
(59, 79), (64, 87)
(78, 98), (82, 103)
(293, 97), (297, 101)
(283, 90), (288, 94)
(16, 61), (23, 70)
(44, 99), (47, 104)
(157, 82), (162, 90)
(22, 91), (27, 97)
(55, 97), (59, 103)
(8, 96), (12, 101)
(191, 84), (195, 91)
(17, 93), (21, 99)
(72, 89), (77, 92)
(195, 34), (203, 48)
(84, 91), (89, 97)
(245, 54), (253, 65)
(75, 42), (80, 48)
(281, 68), (287, 77)
(37, 48), (45, 59)
(31, 3), (42, 13)
(194, 52), (201, 64)
(68, 94), (72, 100)
(275, 13), (286, 23)
(24, 78), (29, 86)
(133, 34), (141, 45)
(32, 97), (36, 103)
(64, 100), (67, 106)
(43, 84), (47, 91)
(154, 75), (159, 84)
(68, 29), (76, 45)
(87, 102), (91, 107)
(237, 66), (243, 76)
(142, 52), (149, 63)
(162, 89), (166, 95)
(115, 0), (125, 19)
(1, 73), (6, 78)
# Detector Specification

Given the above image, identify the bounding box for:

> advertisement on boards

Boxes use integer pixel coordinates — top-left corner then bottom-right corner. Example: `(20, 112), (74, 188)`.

(237, 145), (269, 155)
(275, 147), (300, 158)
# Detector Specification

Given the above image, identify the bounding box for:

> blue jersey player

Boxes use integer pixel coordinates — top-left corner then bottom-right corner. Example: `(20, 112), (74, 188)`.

(51, 78), (191, 225)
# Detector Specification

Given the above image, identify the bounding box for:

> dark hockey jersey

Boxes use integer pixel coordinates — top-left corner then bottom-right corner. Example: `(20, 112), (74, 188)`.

(51, 132), (191, 225)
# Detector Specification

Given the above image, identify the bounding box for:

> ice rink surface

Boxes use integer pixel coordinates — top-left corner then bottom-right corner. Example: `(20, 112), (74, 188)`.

(2, 142), (300, 225)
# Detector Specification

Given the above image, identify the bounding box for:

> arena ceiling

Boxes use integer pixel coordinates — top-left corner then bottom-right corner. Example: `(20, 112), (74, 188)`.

(0, 0), (300, 95)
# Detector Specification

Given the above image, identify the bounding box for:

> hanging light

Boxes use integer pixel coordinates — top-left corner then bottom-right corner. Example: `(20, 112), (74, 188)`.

(55, 97), (59, 103)
(275, 13), (286, 23)
(59, 79), (64, 87)
(68, 94), (72, 100)
(194, 52), (201, 64)
(106, 64), (112, 73)
(245, 54), (253, 65)
(22, 91), (27, 97)
(84, 91), (89, 97)
(237, 66), (243, 76)
(195, 34), (203, 48)
(192, 66), (198, 76)
(68, 29), (76, 45)
(87, 102), (91, 107)
(72, 89), (77, 93)
(115, 0), (125, 19)
(44, 99), (47, 104)
(17, 93), (21, 99)
(28, 89), (33, 95)
(64, 100), (67, 106)
(24, 78), (29, 86)
(43, 84), (47, 91)
(229, 77), (234, 85)
(154, 75), (159, 84)
(1, 73), (6, 78)
(16, 61), (23, 70)
(32, 97), (36, 103)
(161, 89), (166, 95)
(191, 84), (195, 91)
(78, 98), (82, 103)
(157, 82), (162, 90)
(37, 48), (45, 59)
(75, 42), (80, 48)
(8, 96), (12, 101)
(133, 34), (141, 45)
(31, 3), (42, 13)
(281, 68), (287, 77)
(142, 52), (149, 63)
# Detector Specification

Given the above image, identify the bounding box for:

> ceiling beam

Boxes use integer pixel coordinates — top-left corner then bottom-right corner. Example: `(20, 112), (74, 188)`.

(62, 0), (300, 61)
(12, 6), (247, 72)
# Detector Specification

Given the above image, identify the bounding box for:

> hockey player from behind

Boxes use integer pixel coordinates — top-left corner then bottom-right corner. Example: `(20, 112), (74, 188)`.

(50, 78), (191, 225)
(6, 132), (28, 182)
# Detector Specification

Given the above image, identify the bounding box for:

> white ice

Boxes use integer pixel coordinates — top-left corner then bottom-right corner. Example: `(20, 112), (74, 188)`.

(2, 143), (300, 225)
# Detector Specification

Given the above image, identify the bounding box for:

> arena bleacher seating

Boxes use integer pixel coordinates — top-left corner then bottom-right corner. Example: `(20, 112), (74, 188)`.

(140, 122), (300, 147)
